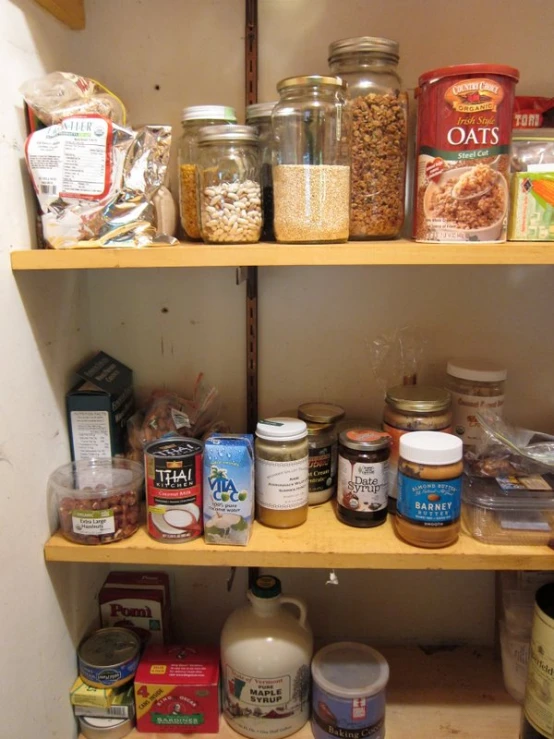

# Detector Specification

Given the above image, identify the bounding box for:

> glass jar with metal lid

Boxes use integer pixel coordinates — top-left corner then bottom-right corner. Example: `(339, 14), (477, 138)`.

(383, 385), (452, 513)
(246, 102), (277, 241)
(255, 417), (309, 528)
(298, 402), (346, 505)
(197, 124), (262, 244)
(272, 75), (350, 243)
(178, 105), (237, 241)
(328, 37), (408, 239)
(337, 428), (391, 528)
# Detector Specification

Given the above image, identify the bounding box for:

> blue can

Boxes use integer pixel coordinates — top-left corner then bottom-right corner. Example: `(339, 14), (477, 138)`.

(78, 627), (140, 689)
(311, 642), (389, 739)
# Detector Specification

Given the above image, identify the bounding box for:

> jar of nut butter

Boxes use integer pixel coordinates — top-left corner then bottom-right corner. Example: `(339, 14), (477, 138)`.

(395, 431), (463, 548)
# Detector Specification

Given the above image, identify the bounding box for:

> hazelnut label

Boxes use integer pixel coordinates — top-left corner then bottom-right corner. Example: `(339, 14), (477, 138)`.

(72, 509), (115, 536)
(397, 475), (462, 527)
(337, 458), (388, 513)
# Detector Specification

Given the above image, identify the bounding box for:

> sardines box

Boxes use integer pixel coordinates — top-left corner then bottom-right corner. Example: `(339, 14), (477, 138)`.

(135, 645), (220, 733)
(66, 352), (134, 461)
(203, 434), (255, 546)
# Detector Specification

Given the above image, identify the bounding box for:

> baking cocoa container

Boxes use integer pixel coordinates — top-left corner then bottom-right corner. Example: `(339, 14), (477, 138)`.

(413, 64), (519, 243)
(144, 436), (203, 542)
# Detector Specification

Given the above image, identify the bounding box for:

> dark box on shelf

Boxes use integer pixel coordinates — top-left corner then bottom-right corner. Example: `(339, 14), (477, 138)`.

(66, 351), (134, 461)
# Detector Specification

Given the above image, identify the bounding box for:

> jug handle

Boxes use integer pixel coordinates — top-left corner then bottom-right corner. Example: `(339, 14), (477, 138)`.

(280, 596), (308, 629)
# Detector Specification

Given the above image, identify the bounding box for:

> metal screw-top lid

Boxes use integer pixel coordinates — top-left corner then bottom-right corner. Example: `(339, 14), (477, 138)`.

(298, 402), (345, 424)
(328, 36), (400, 64)
(277, 74), (346, 92)
(198, 124), (259, 146)
(181, 105), (237, 123)
(339, 428), (391, 452)
(246, 102), (278, 121)
(251, 575), (281, 599)
(385, 385), (452, 413)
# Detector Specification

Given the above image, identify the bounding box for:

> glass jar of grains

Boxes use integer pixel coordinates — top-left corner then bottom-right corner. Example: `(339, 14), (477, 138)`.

(328, 37), (408, 239)
(272, 75), (350, 243)
(197, 125), (263, 244)
(383, 385), (452, 513)
(178, 105), (237, 240)
(446, 358), (507, 448)
(246, 102), (277, 241)
(255, 418), (309, 528)
(298, 402), (345, 505)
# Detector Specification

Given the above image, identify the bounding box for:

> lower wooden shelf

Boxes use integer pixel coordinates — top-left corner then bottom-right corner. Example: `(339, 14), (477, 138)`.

(78, 647), (520, 739)
(45, 502), (554, 570)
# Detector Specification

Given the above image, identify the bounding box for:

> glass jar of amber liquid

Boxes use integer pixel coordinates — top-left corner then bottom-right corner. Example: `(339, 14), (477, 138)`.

(395, 431), (463, 548)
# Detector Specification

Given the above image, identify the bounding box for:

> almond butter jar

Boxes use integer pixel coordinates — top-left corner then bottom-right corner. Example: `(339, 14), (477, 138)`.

(298, 402), (345, 505)
(383, 385), (452, 513)
(395, 431), (463, 548)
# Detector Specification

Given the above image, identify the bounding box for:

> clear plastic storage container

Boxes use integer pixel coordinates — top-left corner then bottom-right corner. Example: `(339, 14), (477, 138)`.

(463, 476), (554, 545)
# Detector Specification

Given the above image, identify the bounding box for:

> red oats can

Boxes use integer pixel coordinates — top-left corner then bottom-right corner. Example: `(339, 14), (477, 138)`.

(413, 64), (519, 243)
(145, 436), (204, 542)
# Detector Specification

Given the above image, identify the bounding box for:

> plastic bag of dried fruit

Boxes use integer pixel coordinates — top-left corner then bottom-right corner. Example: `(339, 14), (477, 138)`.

(126, 374), (228, 461)
(464, 409), (554, 478)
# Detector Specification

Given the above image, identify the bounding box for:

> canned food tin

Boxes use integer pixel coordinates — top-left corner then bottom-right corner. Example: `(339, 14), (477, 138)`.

(413, 63), (519, 243)
(145, 436), (204, 542)
(78, 628), (140, 689)
(79, 717), (134, 739)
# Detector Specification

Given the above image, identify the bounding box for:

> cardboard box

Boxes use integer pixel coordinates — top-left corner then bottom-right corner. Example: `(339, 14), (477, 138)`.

(135, 645), (220, 733)
(509, 172), (554, 241)
(73, 684), (135, 719)
(66, 351), (134, 461)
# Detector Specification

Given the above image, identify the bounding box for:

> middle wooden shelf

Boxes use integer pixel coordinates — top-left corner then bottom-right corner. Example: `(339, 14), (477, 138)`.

(44, 502), (554, 570)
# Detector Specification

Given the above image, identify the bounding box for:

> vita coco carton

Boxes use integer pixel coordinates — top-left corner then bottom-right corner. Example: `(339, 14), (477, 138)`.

(203, 434), (255, 546)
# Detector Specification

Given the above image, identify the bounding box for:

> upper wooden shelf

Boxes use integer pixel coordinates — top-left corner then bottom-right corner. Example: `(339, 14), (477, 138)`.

(34, 0), (85, 29)
(45, 502), (554, 570)
(11, 240), (554, 270)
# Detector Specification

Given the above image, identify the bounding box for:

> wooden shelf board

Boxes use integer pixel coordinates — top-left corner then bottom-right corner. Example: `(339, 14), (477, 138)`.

(79, 647), (520, 739)
(11, 240), (554, 270)
(34, 0), (85, 29)
(45, 502), (554, 569)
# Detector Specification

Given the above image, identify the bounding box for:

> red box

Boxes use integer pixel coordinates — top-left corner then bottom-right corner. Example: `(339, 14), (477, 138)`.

(135, 645), (220, 733)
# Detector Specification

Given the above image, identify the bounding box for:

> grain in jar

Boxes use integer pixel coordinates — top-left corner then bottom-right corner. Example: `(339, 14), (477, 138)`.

(446, 358), (507, 447)
(255, 418), (309, 528)
(383, 385), (452, 513)
(395, 431), (463, 548)
(298, 402), (345, 505)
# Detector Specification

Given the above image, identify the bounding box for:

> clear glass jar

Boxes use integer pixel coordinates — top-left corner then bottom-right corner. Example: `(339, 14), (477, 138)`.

(329, 37), (408, 239)
(197, 125), (262, 244)
(255, 418), (309, 528)
(178, 105), (237, 241)
(246, 102), (277, 241)
(298, 402), (345, 505)
(272, 75), (350, 243)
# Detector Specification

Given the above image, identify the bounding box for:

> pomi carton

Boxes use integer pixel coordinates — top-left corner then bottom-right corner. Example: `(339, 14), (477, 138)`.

(203, 434), (255, 545)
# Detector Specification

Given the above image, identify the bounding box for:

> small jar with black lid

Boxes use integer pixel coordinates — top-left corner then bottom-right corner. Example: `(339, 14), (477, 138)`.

(298, 402), (345, 505)
(337, 429), (391, 527)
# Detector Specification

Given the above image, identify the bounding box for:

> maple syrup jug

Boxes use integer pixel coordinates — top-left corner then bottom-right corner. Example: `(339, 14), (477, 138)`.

(221, 575), (313, 739)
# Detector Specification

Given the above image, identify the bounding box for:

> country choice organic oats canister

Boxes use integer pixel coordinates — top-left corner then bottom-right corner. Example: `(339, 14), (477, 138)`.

(413, 64), (519, 243)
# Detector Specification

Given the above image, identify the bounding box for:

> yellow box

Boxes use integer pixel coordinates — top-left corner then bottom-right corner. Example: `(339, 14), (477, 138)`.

(70, 677), (115, 708)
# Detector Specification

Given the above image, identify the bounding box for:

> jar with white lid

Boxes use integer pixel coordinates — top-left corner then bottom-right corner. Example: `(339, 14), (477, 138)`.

(396, 431), (463, 548)
(178, 105), (237, 240)
(255, 417), (309, 528)
(298, 402), (345, 505)
(446, 359), (507, 447)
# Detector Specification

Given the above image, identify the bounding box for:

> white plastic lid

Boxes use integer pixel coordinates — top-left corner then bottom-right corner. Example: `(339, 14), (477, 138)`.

(181, 105), (237, 122)
(256, 417), (308, 441)
(447, 358), (507, 382)
(400, 431), (462, 466)
(311, 642), (389, 699)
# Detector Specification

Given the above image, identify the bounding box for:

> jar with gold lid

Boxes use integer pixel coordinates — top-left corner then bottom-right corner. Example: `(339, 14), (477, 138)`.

(298, 402), (345, 505)
(383, 385), (452, 513)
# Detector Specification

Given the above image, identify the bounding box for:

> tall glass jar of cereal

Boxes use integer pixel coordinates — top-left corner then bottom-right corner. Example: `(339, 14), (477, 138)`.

(272, 75), (350, 243)
(178, 105), (237, 241)
(329, 37), (408, 239)
(197, 125), (262, 244)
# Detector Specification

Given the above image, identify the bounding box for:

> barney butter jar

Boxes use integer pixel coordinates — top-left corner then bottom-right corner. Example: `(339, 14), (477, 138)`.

(337, 429), (391, 527)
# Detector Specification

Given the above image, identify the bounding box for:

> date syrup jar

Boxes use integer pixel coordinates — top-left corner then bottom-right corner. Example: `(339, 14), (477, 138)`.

(337, 429), (391, 527)
(311, 642), (389, 739)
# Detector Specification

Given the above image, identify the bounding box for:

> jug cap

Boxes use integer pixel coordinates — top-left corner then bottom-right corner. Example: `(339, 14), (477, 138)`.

(251, 575), (281, 599)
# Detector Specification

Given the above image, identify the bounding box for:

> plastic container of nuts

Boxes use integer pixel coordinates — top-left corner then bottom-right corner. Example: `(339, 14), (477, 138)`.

(50, 458), (143, 545)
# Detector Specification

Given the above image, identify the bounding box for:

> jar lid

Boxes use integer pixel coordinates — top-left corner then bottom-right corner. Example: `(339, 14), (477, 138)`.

(447, 359), (507, 383)
(339, 428), (391, 451)
(311, 642), (389, 699)
(181, 105), (237, 123)
(385, 385), (452, 413)
(400, 431), (462, 466)
(79, 716), (133, 739)
(418, 64), (520, 87)
(246, 102), (277, 120)
(298, 402), (345, 424)
(251, 575), (281, 599)
(256, 417), (308, 441)
(198, 124), (258, 145)
(277, 74), (346, 92)
(328, 36), (399, 64)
